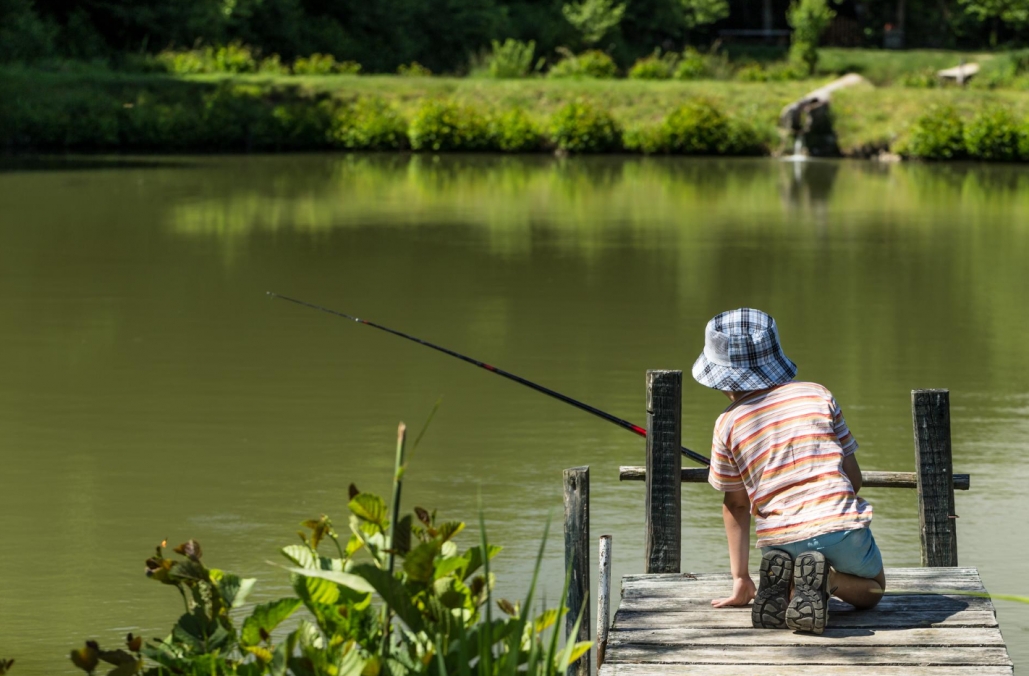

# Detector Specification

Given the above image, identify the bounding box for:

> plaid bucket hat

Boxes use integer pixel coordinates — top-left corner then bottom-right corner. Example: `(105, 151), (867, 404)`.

(692, 308), (797, 392)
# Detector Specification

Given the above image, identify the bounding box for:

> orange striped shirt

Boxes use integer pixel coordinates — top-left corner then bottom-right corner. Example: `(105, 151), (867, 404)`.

(708, 381), (872, 547)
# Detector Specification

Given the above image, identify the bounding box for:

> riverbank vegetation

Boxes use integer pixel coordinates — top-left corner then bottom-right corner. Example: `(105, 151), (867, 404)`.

(65, 423), (589, 676)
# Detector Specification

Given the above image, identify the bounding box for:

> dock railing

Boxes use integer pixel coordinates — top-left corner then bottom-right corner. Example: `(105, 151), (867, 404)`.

(565, 371), (969, 675)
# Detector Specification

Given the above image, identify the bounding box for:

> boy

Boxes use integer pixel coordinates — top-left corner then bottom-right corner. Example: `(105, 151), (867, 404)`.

(692, 308), (886, 634)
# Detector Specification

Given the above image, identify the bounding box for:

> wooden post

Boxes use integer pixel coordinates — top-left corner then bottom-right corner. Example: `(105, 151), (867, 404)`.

(645, 370), (681, 573)
(563, 466), (590, 676)
(912, 389), (958, 567)
(597, 535), (612, 671)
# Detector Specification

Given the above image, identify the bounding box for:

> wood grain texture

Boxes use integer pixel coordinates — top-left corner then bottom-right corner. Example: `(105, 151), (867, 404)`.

(644, 370), (681, 574)
(563, 465), (590, 676)
(618, 466), (971, 490)
(597, 535), (612, 671)
(603, 567), (1011, 671)
(913, 389), (959, 566)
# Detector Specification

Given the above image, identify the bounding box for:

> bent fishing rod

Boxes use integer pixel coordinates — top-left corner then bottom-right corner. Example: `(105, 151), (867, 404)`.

(267, 292), (711, 467)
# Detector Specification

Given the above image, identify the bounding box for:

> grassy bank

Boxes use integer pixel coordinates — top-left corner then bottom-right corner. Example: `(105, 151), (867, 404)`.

(4, 65), (1029, 158)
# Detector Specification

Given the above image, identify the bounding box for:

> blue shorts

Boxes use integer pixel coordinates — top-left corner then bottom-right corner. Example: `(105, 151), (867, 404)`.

(761, 527), (883, 579)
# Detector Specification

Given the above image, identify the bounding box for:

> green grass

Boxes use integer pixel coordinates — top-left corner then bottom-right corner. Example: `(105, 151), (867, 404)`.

(817, 48), (1003, 85)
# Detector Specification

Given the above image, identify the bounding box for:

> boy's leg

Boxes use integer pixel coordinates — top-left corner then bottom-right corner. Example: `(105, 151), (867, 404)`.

(829, 567), (886, 610)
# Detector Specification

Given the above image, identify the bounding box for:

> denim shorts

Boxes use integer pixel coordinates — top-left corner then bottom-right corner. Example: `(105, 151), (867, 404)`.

(761, 527), (883, 579)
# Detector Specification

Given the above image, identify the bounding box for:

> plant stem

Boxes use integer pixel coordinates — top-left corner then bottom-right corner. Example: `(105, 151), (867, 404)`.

(380, 422), (407, 657)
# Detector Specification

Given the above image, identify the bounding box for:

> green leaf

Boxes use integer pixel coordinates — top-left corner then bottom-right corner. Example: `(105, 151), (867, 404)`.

(349, 563), (426, 634)
(279, 565), (376, 594)
(392, 514), (412, 555)
(240, 598), (303, 647)
(281, 544), (316, 569)
(403, 541), (440, 584)
(349, 493), (388, 527)
(461, 544), (502, 581)
(435, 521), (465, 542)
(173, 610), (231, 654)
(210, 569), (257, 609)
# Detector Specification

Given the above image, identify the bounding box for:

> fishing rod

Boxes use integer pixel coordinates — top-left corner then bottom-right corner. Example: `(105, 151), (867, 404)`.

(267, 292), (711, 467)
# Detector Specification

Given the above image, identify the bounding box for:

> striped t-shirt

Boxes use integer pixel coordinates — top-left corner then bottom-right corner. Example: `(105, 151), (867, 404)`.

(707, 381), (872, 548)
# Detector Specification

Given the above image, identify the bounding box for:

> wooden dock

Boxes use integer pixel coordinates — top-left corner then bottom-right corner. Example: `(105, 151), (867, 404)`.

(600, 568), (1012, 675)
(559, 373), (1015, 676)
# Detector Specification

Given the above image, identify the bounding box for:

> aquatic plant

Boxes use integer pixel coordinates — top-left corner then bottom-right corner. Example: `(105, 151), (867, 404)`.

(69, 421), (588, 676)
(897, 106), (966, 160)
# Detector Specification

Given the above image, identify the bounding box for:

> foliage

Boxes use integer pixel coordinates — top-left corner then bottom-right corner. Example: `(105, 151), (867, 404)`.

(0, 658), (12, 674)
(734, 61), (806, 82)
(293, 54), (361, 75)
(398, 62), (433, 77)
(0, 0), (57, 63)
(678, 0), (731, 28)
(787, 0), (835, 75)
(409, 100), (492, 151)
(627, 50), (677, 80)
(489, 108), (544, 151)
(958, 0), (1029, 45)
(896, 106), (966, 160)
(547, 49), (618, 79)
(549, 100), (622, 152)
(333, 98), (409, 150)
(484, 39), (539, 79)
(155, 42), (286, 75)
(675, 47), (727, 80)
(561, 0), (626, 46)
(638, 99), (765, 155)
(69, 423), (589, 676)
(964, 106), (1021, 161)
(900, 68), (941, 88)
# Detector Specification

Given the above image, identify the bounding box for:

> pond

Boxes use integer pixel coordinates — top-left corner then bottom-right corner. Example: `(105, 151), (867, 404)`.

(0, 154), (1027, 673)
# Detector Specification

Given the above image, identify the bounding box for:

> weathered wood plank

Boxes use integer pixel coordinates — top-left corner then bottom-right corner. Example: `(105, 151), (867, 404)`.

(607, 625), (1006, 646)
(623, 567), (981, 582)
(621, 578), (987, 597)
(618, 466), (971, 491)
(644, 370), (681, 574)
(618, 593), (995, 613)
(563, 466), (590, 676)
(913, 389), (959, 566)
(597, 534), (612, 671)
(611, 608), (998, 629)
(600, 665), (1013, 676)
(602, 644), (1012, 666)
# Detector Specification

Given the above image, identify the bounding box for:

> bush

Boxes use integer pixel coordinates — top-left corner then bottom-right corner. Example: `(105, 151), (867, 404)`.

(660, 100), (729, 154)
(293, 53), (361, 75)
(548, 49), (618, 79)
(675, 47), (713, 80)
(156, 42), (261, 74)
(333, 98), (408, 150)
(964, 106), (1021, 162)
(734, 60), (805, 82)
(787, 0), (835, 75)
(897, 106), (965, 160)
(409, 100), (491, 151)
(397, 61), (432, 77)
(549, 100), (621, 153)
(900, 68), (939, 88)
(485, 38), (539, 78)
(628, 51), (676, 80)
(0, 0), (57, 62)
(489, 108), (543, 151)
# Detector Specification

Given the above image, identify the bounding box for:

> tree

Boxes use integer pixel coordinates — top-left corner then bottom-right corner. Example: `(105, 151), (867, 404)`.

(678, 0), (729, 29)
(562, 0), (626, 46)
(958, 0), (1029, 45)
(788, 0), (835, 75)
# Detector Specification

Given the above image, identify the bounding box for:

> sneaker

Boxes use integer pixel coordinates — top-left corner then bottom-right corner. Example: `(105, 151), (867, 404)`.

(786, 550), (830, 634)
(752, 549), (793, 629)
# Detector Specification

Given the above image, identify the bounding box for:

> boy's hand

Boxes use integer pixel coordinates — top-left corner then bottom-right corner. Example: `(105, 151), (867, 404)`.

(711, 576), (756, 607)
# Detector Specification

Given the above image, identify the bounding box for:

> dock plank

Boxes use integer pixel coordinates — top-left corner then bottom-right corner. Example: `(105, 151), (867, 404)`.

(601, 567), (1012, 673)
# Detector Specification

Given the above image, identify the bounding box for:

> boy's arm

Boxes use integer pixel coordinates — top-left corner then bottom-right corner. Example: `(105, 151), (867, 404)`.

(711, 489), (756, 608)
(842, 453), (863, 493)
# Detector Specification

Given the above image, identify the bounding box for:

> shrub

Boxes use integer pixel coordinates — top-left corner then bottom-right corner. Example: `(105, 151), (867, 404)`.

(156, 42), (262, 74)
(659, 100), (729, 154)
(271, 99), (338, 149)
(293, 53), (361, 75)
(900, 68), (939, 88)
(397, 61), (432, 77)
(485, 38), (539, 78)
(549, 100), (621, 153)
(333, 98), (408, 150)
(787, 0), (835, 75)
(734, 61), (805, 82)
(489, 108), (543, 151)
(548, 49), (617, 79)
(628, 51), (676, 80)
(675, 47), (712, 80)
(258, 53), (290, 75)
(0, 0), (57, 62)
(409, 100), (491, 151)
(897, 106), (965, 160)
(964, 106), (1021, 162)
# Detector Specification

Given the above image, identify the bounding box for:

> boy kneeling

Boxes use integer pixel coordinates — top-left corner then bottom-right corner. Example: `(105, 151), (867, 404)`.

(693, 309), (886, 634)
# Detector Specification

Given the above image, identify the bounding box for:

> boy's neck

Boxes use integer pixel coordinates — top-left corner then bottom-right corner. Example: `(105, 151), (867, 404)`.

(723, 388), (772, 403)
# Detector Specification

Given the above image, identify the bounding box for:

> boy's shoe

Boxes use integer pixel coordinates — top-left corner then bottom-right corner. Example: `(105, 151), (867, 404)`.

(752, 549), (793, 629)
(786, 551), (830, 634)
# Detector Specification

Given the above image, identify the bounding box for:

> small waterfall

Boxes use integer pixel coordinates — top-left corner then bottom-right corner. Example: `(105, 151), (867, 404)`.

(793, 137), (803, 156)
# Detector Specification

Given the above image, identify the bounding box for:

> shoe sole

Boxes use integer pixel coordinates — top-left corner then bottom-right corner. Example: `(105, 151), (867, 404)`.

(786, 551), (829, 634)
(752, 549), (793, 629)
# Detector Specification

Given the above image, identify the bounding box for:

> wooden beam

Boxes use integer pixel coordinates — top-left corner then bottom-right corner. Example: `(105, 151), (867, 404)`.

(618, 467), (970, 490)
(913, 389), (959, 567)
(597, 535), (612, 671)
(645, 370), (681, 574)
(563, 465), (591, 676)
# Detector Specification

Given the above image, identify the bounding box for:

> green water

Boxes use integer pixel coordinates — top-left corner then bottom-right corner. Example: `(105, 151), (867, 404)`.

(1, 154), (1028, 673)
